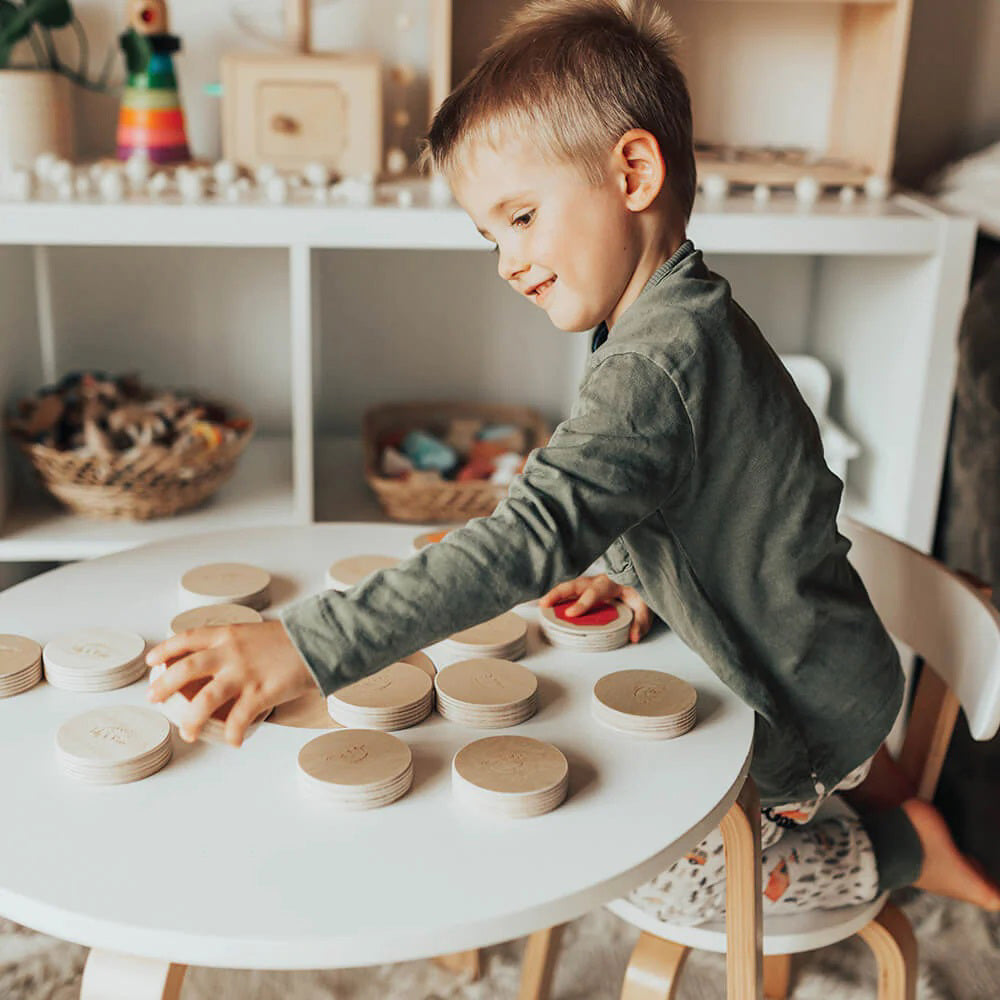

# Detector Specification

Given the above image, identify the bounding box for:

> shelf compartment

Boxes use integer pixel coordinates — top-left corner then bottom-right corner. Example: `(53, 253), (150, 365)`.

(0, 436), (296, 562)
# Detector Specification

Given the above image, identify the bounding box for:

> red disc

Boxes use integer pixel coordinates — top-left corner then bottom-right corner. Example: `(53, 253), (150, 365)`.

(552, 599), (618, 627)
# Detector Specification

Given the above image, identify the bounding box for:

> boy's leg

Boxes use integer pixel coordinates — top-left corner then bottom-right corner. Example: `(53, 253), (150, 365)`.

(844, 745), (1000, 910)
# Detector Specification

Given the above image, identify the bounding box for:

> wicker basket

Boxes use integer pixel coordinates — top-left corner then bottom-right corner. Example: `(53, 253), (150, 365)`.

(10, 410), (254, 522)
(363, 401), (550, 523)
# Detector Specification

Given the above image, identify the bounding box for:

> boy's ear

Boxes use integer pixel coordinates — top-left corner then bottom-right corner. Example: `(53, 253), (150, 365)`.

(614, 129), (666, 212)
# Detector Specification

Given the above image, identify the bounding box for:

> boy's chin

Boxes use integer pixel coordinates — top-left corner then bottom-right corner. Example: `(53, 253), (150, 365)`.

(548, 309), (602, 334)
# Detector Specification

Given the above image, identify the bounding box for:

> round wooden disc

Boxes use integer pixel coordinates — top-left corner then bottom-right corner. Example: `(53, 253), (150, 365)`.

(297, 729), (412, 788)
(43, 628), (146, 674)
(327, 555), (399, 588)
(0, 634), (42, 677)
(331, 662), (432, 710)
(181, 563), (271, 601)
(593, 669), (697, 719)
(539, 600), (631, 634)
(268, 652), (435, 729)
(56, 705), (170, 764)
(170, 604), (264, 634)
(435, 658), (537, 708)
(448, 612), (526, 647)
(453, 736), (568, 795)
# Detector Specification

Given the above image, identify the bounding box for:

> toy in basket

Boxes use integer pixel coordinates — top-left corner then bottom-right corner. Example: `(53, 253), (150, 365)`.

(6, 372), (253, 521)
(363, 401), (550, 523)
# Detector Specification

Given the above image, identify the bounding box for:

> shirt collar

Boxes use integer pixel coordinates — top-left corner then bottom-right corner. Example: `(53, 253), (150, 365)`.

(590, 239), (696, 353)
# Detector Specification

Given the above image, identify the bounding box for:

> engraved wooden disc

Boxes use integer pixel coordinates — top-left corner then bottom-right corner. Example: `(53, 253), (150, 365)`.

(180, 563), (271, 603)
(170, 604), (264, 634)
(297, 729), (412, 788)
(593, 669), (697, 718)
(448, 612), (527, 647)
(453, 736), (568, 795)
(56, 705), (170, 764)
(0, 634), (42, 676)
(435, 658), (537, 708)
(331, 661), (432, 710)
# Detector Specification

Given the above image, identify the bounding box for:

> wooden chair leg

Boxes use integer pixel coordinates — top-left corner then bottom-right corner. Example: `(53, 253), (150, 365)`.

(763, 953), (792, 999)
(518, 924), (566, 1000)
(856, 903), (918, 1000)
(80, 950), (187, 1000)
(432, 948), (482, 980)
(619, 932), (690, 1000)
(720, 776), (763, 1000)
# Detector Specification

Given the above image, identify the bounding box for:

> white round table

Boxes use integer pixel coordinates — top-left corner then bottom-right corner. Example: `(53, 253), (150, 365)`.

(0, 524), (754, 985)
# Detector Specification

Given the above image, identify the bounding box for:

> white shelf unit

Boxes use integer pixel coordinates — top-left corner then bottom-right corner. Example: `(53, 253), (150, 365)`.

(0, 181), (976, 564)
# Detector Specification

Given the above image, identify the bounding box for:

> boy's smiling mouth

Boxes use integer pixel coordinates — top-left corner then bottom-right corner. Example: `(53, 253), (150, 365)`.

(526, 276), (557, 303)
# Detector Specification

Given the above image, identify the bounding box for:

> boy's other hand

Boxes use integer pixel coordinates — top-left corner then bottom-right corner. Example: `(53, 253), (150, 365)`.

(145, 620), (316, 747)
(538, 574), (652, 643)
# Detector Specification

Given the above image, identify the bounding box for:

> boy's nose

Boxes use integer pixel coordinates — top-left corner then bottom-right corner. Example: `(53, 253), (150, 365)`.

(497, 250), (528, 283)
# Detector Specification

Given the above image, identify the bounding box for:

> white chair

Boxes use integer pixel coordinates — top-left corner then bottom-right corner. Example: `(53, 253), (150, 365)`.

(517, 517), (1000, 1000)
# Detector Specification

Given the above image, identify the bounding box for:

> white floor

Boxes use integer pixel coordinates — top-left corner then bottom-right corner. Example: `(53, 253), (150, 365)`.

(3, 891), (998, 999)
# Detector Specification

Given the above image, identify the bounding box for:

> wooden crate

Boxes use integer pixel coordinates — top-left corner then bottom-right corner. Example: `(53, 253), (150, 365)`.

(221, 0), (452, 177)
(692, 0), (915, 189)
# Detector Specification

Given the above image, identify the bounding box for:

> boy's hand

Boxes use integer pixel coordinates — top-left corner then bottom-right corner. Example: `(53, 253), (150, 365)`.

(538, 574), (652, 643)
(145, 620), (316, 747)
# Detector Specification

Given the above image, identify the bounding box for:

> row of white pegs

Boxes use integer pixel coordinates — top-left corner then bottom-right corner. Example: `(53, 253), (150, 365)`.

(699, 172), (890, 206)
(0, 151), (454, 209)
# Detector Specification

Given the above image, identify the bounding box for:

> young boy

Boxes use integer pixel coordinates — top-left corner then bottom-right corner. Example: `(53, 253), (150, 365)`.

(148, 0), (1000, 920)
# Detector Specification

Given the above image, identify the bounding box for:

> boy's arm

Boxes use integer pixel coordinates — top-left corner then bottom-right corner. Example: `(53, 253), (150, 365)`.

(282, 352), (694, 694)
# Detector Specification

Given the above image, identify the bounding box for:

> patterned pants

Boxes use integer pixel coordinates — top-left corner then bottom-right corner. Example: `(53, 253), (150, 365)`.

(627, 759), (880, 924)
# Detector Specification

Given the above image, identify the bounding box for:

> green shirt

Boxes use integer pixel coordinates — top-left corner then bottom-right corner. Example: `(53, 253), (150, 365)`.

(282, 240), (903, 806)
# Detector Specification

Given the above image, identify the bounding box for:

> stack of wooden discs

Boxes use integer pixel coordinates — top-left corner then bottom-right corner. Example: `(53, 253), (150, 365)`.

(441, 612), (527, 661)
(434, 658), (538, 728)
(326, 661), (433, 731)
(325, 555), (399, 592)
(539, 600), (632, 652)
(592, 669), (697, 739)
(0, 635), (43, 697)
(56, 706), (172, 784)
(169, 604), (264, 635)
(179, 563), (271, 612)
(43, 628), (147, 692)
(297, 729), (413, 809)
(452, 735), (569, 818)
(149, 663), (271, 744)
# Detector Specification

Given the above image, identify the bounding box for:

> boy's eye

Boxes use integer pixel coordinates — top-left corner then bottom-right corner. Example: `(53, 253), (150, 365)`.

(512, 210), (534, 228)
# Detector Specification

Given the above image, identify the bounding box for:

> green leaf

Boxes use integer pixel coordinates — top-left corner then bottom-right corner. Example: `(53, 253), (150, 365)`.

(34, 0), (73, 30)
(0, 1), (32, 46)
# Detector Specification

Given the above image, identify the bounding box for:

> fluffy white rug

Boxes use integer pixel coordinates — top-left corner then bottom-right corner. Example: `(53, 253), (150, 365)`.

(3, 891), (997, 999)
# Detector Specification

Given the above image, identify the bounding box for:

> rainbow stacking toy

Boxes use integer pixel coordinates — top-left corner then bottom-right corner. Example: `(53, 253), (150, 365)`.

(117, 0), (190, 164)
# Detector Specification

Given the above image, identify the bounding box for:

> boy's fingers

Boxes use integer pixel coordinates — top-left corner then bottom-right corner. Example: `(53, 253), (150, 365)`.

(620, 589), (652, 642)
(225, 692), (268, 748)
(147, 649), (219, 704)
(567, 586), (602, 616)
(180, 675), (241, 742)
(147, 627), (224, 667)
(538, 581), (582, 607)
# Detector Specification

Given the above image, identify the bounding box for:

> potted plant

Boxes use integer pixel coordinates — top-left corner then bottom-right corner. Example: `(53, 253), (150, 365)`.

(0, 0), (115, 169)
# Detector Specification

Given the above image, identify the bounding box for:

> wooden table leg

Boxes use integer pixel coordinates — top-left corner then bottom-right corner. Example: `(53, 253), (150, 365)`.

(720, 776), (762, 1000)
(518, 923), (566, 1000)
(432, 948), (482, 980)
(80, 949), (187, 1000)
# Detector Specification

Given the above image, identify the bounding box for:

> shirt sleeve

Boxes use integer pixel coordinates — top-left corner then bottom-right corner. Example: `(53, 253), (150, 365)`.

(280, 351), (695, 694)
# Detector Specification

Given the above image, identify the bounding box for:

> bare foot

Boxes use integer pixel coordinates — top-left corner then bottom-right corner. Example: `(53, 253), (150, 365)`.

(903, 798), (1000, 910)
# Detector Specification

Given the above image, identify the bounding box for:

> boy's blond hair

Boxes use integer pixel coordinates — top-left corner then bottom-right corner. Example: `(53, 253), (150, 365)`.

(422, 0), (696, 220)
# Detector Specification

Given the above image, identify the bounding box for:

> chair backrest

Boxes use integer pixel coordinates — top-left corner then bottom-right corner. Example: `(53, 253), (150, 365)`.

(841, 517), (1000, 798)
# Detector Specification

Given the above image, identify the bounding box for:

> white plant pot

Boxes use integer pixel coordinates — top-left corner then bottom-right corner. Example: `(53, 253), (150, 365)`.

(0, 69), (75, 171)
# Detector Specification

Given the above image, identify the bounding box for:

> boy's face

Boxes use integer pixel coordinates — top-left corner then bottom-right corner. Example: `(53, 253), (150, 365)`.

(450, 135), (641, 332)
